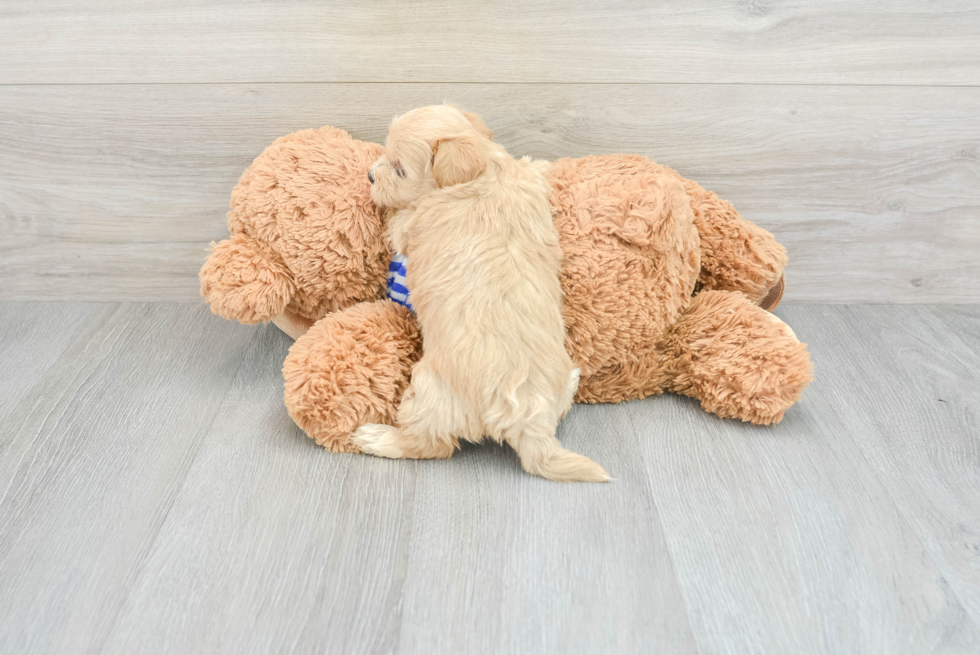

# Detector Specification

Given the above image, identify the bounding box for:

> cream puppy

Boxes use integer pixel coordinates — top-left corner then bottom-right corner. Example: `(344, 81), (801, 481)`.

(353, 105), (608, 483)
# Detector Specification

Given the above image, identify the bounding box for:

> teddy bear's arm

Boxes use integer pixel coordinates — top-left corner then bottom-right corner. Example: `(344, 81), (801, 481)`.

(283, 299), (422, 452)
(200, 235), (296, 324)
(682, 178), (788, 307)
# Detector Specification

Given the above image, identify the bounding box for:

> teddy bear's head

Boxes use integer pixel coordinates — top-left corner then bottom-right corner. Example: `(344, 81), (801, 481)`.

(205, 126), (391, 324)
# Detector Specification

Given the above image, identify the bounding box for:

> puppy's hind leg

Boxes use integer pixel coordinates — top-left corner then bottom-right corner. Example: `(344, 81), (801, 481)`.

(352, 362), (466, 460)
(350, 423), (417, 459)
(507, 413), (610, 483)
(559, 367), (581, 420)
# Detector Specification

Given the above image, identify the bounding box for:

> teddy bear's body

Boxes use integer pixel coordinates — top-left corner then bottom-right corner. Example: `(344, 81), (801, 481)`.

(201, 126), (811, 452)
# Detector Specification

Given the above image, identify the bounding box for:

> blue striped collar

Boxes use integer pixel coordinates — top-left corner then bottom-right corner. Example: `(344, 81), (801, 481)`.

(386, 252), (414, 312)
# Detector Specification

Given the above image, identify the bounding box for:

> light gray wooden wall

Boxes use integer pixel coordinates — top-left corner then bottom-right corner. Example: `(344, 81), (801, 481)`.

(1, 1), (978, 303)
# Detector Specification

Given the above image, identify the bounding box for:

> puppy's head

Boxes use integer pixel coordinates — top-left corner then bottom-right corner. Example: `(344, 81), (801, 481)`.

(369, 105), (494, 209)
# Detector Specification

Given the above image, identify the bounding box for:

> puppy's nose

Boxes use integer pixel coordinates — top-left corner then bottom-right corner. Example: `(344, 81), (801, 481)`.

(367, 169), (375, 184)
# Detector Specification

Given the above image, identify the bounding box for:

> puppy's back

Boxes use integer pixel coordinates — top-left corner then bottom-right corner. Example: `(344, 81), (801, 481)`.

(408, 152), (572, 419)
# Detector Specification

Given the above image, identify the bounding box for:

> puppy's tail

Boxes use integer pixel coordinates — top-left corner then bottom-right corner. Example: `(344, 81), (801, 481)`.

(513, 436), (610, 483)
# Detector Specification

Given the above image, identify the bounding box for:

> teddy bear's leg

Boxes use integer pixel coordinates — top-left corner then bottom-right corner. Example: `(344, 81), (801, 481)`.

(200, 235), (296, 324)
(658, 290), (813, 425)
(682, 179), (788, 310)
(283, 299), (422, 452)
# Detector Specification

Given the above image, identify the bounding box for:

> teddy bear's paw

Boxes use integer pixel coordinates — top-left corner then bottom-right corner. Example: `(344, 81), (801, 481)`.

(351, 423), (405, 459)
(759, 274), (785, 312)
(200, 237), (296, 324)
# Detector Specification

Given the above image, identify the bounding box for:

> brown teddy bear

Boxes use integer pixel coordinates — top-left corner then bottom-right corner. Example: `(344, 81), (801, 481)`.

(200, 124), (812, 452)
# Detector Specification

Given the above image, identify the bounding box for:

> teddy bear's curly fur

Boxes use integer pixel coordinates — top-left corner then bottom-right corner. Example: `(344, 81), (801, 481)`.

(200, 125), (812, 452)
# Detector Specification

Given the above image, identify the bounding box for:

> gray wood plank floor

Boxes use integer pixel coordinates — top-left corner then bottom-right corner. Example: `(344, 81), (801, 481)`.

(1, 302), (979, 654)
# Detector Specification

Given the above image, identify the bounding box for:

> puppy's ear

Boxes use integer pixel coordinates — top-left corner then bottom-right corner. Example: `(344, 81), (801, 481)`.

(432, 132), (488, 187)
(460, 110), (493, 139)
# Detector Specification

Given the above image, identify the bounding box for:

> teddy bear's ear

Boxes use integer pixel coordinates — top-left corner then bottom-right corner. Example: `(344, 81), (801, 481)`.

(459, 109), (493, 139)
(432, 132), (489, 188)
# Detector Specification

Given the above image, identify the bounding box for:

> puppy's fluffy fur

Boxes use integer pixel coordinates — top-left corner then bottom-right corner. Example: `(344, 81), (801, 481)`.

(352, 105), (608, 483)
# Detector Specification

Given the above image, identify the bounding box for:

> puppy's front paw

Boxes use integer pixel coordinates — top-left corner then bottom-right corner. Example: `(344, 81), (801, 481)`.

(351, 423), (405, 459)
